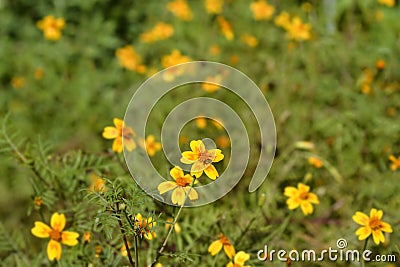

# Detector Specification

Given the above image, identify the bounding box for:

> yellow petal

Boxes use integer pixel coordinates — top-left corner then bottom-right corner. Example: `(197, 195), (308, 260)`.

(190, 140), (205, 153)
(372, 229), (385, 245)
(102, 127), (119, 139)
(370, 208), (383, 220)
(51, 213), (66, 232)
(31, 221), (51, 238)
(286, 198), (300, 210)
(157, 181), (177, 194)
(356, 226), (371, 240)
(208, 240), (223, 255)
(47, 240), (62, 261)
(184, 187), (198, 201)
(170, 166), (184, 180)
(352, 212), (369, 226)
(61, 231), (79, 246)
(223, 244), (236, 259)
(235, 251), (250, 265)
(191, 170), (203, 178)
(210, 149), (224, 162)
(180, 156), (195, 164)
(284, 187), (298, 197)
(380, 221), (393, 233)
(298, 183), (310, 193)
(181, 151), (200, 162)
(307, 193), (319, 204)
(144, 231), (154, 240)
(123, 138), (136, 151)
(112, 137), (123, 153)
(171, 187), (186, 205)
(204, 164), (219, 180)
(300, 201), (313, 215)
(226, 263), (234, 267)
(113, 118), (124, 130)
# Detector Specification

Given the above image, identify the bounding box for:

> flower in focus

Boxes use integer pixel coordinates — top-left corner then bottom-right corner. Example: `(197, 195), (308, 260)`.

(308, 157), (323, 168)
(167, 0), (193, 21)
(378, 0), (395, 7)
(284, 183), (319, 215)
(180, 140), (224, 179)
(217, 16), (234, 41)
(157, 166), (199, 205)
(226, 251), (251, 267)
(135, 213), (157, 240)
(115, 45), (146, 73)
(102, 118), (136, 153)
(352, 208), (393, 245)
(202, 75), (222, 93)
(165, 218), (181, 234)
(31, 212), (79, 261)
(36, 15), (65, 41)
(140, 22), (174, 43)
(241, 33), (259, 47)
(389, 155), (400, 170)
(89, 172), (106, 193)
(34, 68), (44, 80)
(250, 0), (275, 21)
(286, 16), (312, 41)
(141, 135), (162, 157)
(208, 233), (235, 259)
(205, 0), (224, 14)
(11, 76), (25, 89)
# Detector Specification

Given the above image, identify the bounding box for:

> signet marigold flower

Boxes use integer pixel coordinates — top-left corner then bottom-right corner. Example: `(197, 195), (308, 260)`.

(205, 0), (224, 14)
(140, 135), (162, 157)
(115, 45), (146, 73)
(102, 118), (136, 153)
(308, 156), (323, 168)
(226, 251), (251, 267)
(284, 183), (319, 215)
(180, 140), (224, 179)
(250, 0), (275, 21)
(217, 16), (234, 41)
(208, 233), (236, 259)
(36, 15), (65, 41)
(352, 208), (393, 245)
(158, 166), (198, 205)
(167, 0), (193, 21)
(135, 213), (157, 240)
(89, 172), (106, 193)
(31, 212), (79, 261)
(389, 155), (400, 170)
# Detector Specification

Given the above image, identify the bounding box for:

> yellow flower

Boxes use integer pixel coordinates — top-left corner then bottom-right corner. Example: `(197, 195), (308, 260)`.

(83, 231), (91, 243)
(95, 245), (102, 258)
(141, 135), (162, 157)
(11, 76), (25, 89)
(140, 22), (174, 43)
(167, 0), (193, 21)
(301, 2), (313, 13)
(180, 140), (224, 179)
(202, 75), (222, 93)
(36, 15), (65, 41)
(216, 136), (230, 149)
(31, 212), (79, 261)
(102, 118), (136, 153)
(241, 33), (259, 47)
(135, 213), (157, 240)
(378, 0), (395, 7)
(376, 59), (386, 70)
(284, 183), (319, 215)
(250, 0), (275, 21)
(161, 49), (192, 69)
(115, 45), (146, 73)
(205, 0), (224, 14)
(209, 44), (220, 55)
(274, 11), (291, 30)
(286, 16), (312, 41)
(89, 172), (106, 193)
(165, 218), (181, 234)
(195, 116), (207, 129)
(389, 155), (400, 170)
(34, 67), (44, 80)
(208, 233), (236, 259)
(34, 196), (43, 209)
(352, 208), (393, 245)
(308, 157), (323, 168)
(154, 263), (163, 267)
(120, 242), (131, 256)
(217, 16), (234, 41)
(226, 251), (251, 267)
(158, 166), (199, 205)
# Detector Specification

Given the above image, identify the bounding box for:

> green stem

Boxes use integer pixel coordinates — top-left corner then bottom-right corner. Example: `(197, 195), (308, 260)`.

(361, 237), (369, 267)
(115, 202), (135, 267)
(123, 210), (139, 266)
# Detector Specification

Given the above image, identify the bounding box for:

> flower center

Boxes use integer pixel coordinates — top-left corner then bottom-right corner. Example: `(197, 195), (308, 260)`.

(176, 177), (189, 187)
(199, 151), (214, 166)
(369, 217), (382, 231)
(49, 229), (61, 241)
(219, 235), (231, 246)
(299, 191), (309, 200)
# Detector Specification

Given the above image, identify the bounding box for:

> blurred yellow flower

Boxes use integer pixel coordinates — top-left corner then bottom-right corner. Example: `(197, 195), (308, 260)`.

(102, 118), (136, 153)
(161, 49), (192, 68)
(217, 16), (234, 40)
(378, 0), (395, 7)
(180, 139), (224, 179)
(95, 245), (102, 258)
(195, 116), (207, 129)
(141, 135), (162, 157)
(389, 155), (400, 170)
(209, 44), (220, 55)
(274, 11), (291, 30)
(140, 22), (174, 43)
(11, 76), (25, 89)
(301, 2), (313, 13)
(216, 136), (230, 149)
(241, 33), (259, 47)
(226, 251), (251, 267)
(250, 0), (275, 21)
(308, 157), (323, 168)
(34, 196), (43, 209)
(158, 166), (199, 205)
(286, 16), (311, 41)
(31, 212), (79, 261)
(34, 67), (44, 80)
(167, 0), (193, 21)
(83, 231), (91, 243)
(135, 213), (157, 240)
(352, 208), (393, 245)
(376, 59), (385, 70)
(284, 183), (319, 215)
(120, 242), (131, 256)
(115, 45), (146, 73)
(89, 172), (106, 192)
(205, 0), (224, 14)
(202, 75), (222, 93)
(208, 233), (235, 259)
(37, 15), (65, 41)
(154, 263), (163, 267)
(165, 218), (181, 234)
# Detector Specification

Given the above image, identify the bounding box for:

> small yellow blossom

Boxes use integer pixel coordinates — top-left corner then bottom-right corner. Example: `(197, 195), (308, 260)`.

(216, 136), (230, 149)
(202, 75), (222, 93)
(165, 218), (181, 234)
(11, 76), (25, 89)
(241, 33), (259, 47)
(135, 213), (157, 240)
(284, 183), (319, 215)
(37, 15), (65, 41)
(378, 0), (395, 7)
(286, 16), (312, 41)
(102, 118), (136, 153)
(352, 208), (393, 245)
(34, 68), (44, 80)
(226, 251), (251, 267)
(217, 16), (234, 41)
(161, 50), (192, 69)
(140, 22), (174, 43)
(389, 155), (400, 170)
(230, 54), (239, 65)
(208, 233), (236, 259)
(140, 135), (162, 157)
(89, 173), (106, 193)
(209, 44), (220, 55)
(115, 45), (146, 73)
(250, 0), (275, 21)
(158, 166), (199, 205)
(83, 231), (91, 243)
(180, 139), (224, 179)
(274, 11), (291, 30)
(308, 157), (323, 168)
(34, 196), (43, 209)
(154, 263), (163, 267)
(205, 0), (224, 14)
(167, 0), (193, 21)
(31, 212), (79, 261)
(211, 118), (224, 130)
(95, 245), (102, 258)
(376, 59), (386, 70)
(195, 116), (207, 129)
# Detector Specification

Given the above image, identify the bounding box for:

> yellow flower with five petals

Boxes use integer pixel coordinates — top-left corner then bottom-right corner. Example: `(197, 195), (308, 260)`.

(208, 233), (236, 259)
(102, 118), (136, 153)
(284, 183), (319, 215)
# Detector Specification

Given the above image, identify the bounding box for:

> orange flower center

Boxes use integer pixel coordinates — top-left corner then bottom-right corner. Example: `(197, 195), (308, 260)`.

(176, 177), (190, 187)
(219, 235), (231, 246)
(299, 191), (309, 200)
(49, 229), (61, 241)
(369, 217), (382, 231)
(199, 151), (214, 165)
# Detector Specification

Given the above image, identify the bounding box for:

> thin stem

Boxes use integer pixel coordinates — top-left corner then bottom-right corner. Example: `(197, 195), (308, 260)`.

(234, 217), (256, 247)
(115, 202), (135, 267)
(361, 237), (369, 267)
(123, 210), (139, 266)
